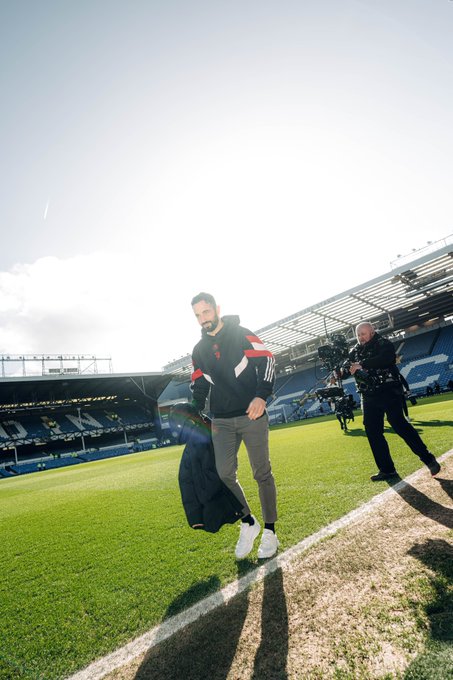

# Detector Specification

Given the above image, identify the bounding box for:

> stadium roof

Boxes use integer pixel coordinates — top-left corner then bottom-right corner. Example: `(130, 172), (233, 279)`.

(0, 372), (172, 411)
(164, 234), (453, 379)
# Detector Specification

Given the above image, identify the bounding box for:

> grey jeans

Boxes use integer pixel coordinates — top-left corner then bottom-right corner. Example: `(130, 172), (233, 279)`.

(211, 414), (277, 523)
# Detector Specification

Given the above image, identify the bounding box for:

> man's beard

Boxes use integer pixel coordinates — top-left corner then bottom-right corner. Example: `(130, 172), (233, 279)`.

(203, 313), (220, 332)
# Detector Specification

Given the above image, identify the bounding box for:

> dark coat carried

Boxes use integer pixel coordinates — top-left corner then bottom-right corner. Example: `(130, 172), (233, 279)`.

(176, 415), (243, 533)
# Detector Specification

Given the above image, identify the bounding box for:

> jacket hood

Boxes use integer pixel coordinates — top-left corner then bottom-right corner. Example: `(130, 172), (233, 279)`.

(221, 314), (240, 326)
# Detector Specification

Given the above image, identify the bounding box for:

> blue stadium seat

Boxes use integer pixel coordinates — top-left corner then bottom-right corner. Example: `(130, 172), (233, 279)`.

(77, 445), (133, 463)
(398, 328), (439, 362)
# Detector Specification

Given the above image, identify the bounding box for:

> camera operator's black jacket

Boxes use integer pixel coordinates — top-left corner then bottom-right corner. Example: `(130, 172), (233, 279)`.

(347, 332), (402, 397)
(178, 417), (243, 533)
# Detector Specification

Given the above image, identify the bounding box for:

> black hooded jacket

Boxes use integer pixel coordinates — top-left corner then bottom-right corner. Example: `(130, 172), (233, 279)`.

(191, 315), (275, 417)
(177, 417), (243, 533)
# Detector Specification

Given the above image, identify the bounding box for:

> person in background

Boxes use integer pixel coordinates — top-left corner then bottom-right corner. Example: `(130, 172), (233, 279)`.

(346, 322), (441, 481)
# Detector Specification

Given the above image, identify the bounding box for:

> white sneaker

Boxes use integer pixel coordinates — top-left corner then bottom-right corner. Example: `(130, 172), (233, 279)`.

(235, 518), (261, 559)
(257, 529), (280, 559)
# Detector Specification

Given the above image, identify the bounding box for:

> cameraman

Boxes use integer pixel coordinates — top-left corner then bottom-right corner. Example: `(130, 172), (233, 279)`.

(346, 322), (440, 481)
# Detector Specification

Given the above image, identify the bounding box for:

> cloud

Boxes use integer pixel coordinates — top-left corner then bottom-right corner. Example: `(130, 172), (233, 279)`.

(0, 252), (192, 374)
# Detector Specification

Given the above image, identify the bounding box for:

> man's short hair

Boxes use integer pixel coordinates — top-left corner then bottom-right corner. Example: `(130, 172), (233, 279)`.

(191, 292), (217, 308)
(355, 321), (374, 333)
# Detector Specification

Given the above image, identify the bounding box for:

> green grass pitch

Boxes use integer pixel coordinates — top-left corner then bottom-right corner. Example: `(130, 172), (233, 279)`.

(0, 395), (451, 679)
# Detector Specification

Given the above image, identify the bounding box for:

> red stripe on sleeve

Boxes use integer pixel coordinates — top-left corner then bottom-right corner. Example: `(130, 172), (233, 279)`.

(191, 368), (203, 381)
(246, 335), (262, 344)
(244, 349), (273, 358)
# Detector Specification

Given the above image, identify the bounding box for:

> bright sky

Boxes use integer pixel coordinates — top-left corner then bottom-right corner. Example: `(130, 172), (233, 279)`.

(1, 1), (452, 374)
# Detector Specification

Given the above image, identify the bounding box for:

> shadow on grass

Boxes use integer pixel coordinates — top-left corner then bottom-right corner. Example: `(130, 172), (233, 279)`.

(387, 477), (453, 530)
(437, 477), (453, 503)
(134, 564), (288, 679)
(251, 566), (288, 680)
(333, 425), (423, 438)
(134, 571), (248, 680)
(408, 419), (453, 428)
(404, 539), (453, 679)
(337, 428), (367, 437)
(163, 575), (222, 619)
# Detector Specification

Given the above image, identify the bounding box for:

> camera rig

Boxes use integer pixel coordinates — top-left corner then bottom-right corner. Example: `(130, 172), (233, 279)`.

(317, 332), (386, 392)
(317, 334), (349, 373)
(315, 334), (349, 408)
(315, 386), (344, 400)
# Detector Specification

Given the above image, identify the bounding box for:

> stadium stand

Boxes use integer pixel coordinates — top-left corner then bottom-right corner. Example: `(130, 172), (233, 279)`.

(396, 326), (452, 395)
(77, 444), (134, 463)
(397, 328), (440, 362)
(431, 324), (453, 359)
(9, 456), (83, 476)
(0, 373), (172, 476)
(267, 366), (356, 424)
(0, 408), (155, 445)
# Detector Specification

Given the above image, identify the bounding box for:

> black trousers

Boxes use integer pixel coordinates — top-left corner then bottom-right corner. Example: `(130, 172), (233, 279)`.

(362, 389), (433, 473)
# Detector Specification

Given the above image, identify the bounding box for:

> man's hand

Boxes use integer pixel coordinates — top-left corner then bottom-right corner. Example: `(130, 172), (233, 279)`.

(349, 362), (362, 375)
(246, 397), (266, 420)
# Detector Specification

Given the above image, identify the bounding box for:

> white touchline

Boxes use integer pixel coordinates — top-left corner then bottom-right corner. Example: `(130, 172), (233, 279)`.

(68, 449), (452, 680)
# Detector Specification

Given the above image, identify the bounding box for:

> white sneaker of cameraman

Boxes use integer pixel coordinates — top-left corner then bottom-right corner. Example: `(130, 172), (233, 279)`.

(235, 518), (261, 559)
(257, 529), (280, 559)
